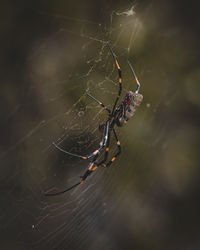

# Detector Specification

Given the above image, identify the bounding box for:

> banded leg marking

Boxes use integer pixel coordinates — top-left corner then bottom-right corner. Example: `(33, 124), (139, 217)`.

(86, 92), (111, 114)
(107, 43), (122, 115)
(103, 128), (121, 168)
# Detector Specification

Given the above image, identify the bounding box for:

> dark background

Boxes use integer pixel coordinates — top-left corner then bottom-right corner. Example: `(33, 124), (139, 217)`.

(0, 1), (200, 250)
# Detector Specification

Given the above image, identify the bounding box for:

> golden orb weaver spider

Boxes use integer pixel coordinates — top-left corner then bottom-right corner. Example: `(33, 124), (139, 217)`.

(45, 43), (143, 196)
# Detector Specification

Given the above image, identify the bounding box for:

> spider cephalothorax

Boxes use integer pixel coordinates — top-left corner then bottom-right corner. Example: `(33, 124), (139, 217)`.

(125, 91), (134, 105)
(45, 43), (143, 196)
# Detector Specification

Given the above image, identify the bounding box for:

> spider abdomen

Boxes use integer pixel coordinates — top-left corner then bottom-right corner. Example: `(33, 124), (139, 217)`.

(116, 91), (143, 127)
(116, 103), (136, 126)
(125, 104), (136, 119)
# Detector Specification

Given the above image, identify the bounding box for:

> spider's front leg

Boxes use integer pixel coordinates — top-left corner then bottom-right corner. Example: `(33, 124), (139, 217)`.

(107, 44), (122, 115)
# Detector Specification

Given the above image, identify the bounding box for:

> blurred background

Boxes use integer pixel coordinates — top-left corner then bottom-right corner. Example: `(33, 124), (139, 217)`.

(0, 0), (200, 249)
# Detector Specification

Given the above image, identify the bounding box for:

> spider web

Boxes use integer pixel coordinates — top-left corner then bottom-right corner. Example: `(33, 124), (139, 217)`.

(32, 6), (146, 249)
(1, 1), (200, 250)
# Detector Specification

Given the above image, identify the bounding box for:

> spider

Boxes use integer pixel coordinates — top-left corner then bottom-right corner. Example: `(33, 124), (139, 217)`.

(45, 43), (143, 196)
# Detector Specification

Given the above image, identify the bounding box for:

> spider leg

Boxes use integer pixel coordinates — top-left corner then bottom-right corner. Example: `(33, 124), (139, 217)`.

(127, 60), (140, 94)
(80, 124), (111, 181)
(102, 128), (121, 168)
(95, 132), (111, 167)
(79, 154), (100, 181)
(45, 122), (110, 196)
(107, 43), (122, 115)
(86, 92), (111, 114)
(44, 181), (81, 196)
(53, 143), (88, 159)
(46, 152), (101, 196)
(52, 121), (110, 160)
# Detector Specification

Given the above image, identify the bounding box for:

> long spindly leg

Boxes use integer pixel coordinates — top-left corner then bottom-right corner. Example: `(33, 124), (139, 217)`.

(107, 43), (122, 115)
(53, 121), (109, 160)
(95, 132), (111, 167)
(102, 128), (121, 168)
(45, 122), (110, 196)
(80, 127), (111, 181)
(127, 60), (140, 94)
(79, 153), (100, 182)
(44, 181), (82, 196)
(86, 92), (111, 114)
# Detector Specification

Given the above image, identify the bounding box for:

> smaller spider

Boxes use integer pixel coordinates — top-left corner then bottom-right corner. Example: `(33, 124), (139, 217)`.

(45, 43), (143, 196)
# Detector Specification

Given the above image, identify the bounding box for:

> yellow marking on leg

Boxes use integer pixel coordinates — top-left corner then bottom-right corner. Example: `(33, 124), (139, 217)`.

(117, 141), (120, 146)
(119, 78), (122, 83)
(102, 164), (106, 167)
(98, 102), (102, 105)
(80, 180), (84, 183)
(115, 60), (120, 69)
(106, 147), (109, 152)
(111, 157), (116, 162)
(93, 150), (99, 155)
(82, 157), (87, 160)
(89, 162), (94, 170)
(92, 166), (98, 171)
